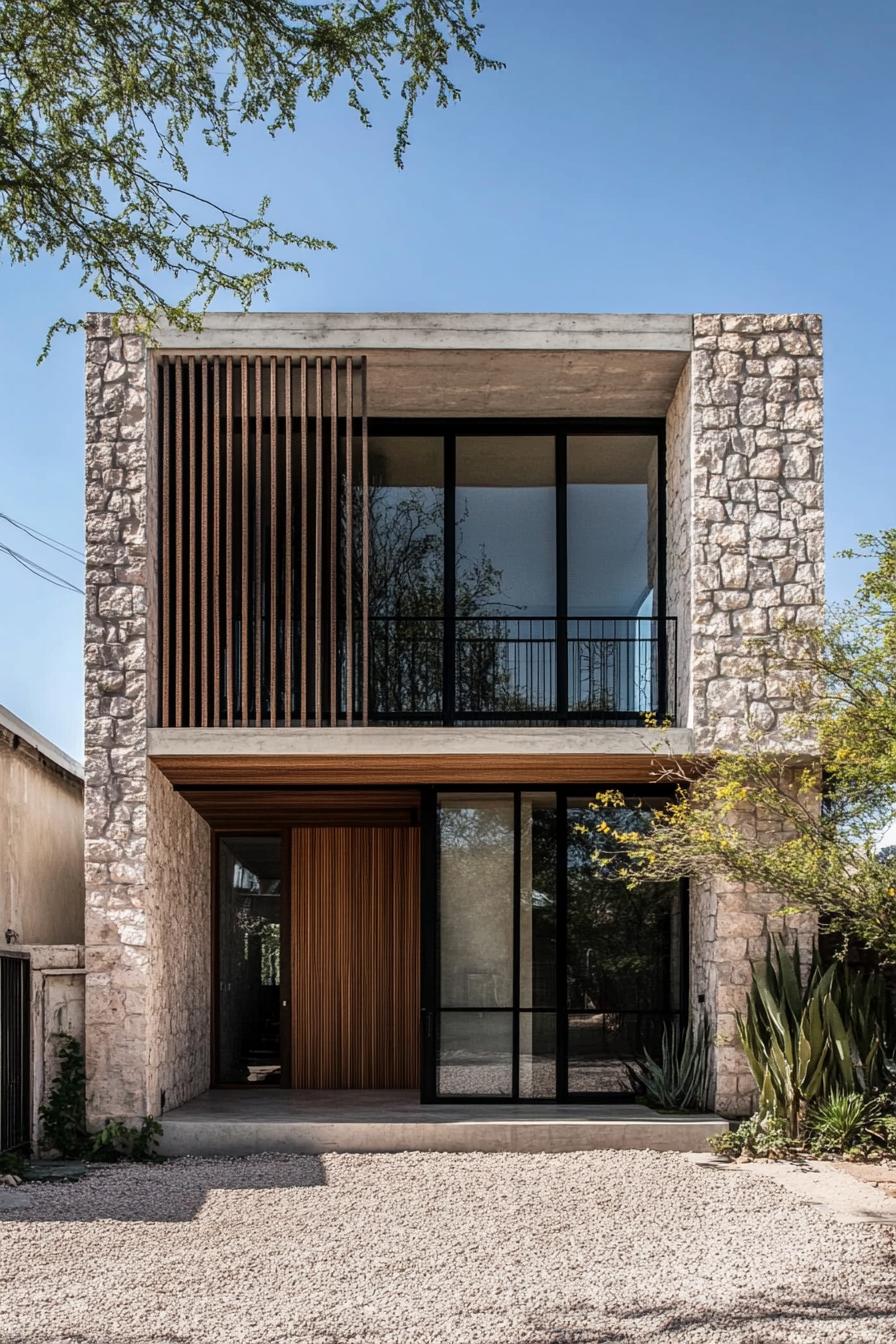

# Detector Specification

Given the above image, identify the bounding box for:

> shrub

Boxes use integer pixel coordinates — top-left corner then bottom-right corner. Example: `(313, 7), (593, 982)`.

(88, 1116), (163, 1163)
(807, 1091), (885, 1155)
(39, 1033), (162, 1162)
(708, 1113), (803, 1161)
(39, 1034), (88, 1158)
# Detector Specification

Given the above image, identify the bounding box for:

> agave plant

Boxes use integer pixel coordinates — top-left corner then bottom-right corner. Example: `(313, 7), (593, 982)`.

(736, 936), (894, 1138)
(626, 1013), (712, 1112)
(807, 1090), (886, 1154)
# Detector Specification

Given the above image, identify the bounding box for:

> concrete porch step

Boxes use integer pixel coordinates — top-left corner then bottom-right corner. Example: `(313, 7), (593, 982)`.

(158, 1090), (728, 1156)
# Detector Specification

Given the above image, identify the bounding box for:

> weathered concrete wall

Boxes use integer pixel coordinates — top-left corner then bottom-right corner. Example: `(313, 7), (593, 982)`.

(682, 314), (824, 1116)
(23, 944), (85, 1147)
(665, 359), (692, 724)
(0, 730), (84, 946)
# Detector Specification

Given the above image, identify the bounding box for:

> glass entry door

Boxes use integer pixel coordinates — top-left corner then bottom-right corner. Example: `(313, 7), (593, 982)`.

(426, 789), (684, 1101)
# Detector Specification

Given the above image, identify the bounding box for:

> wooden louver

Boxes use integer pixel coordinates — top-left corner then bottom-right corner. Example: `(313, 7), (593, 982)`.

(157, 354), (369, 727)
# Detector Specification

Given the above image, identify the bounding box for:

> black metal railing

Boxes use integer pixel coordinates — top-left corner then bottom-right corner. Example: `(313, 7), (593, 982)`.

(0, 951), (30, 1154)
(350, 615), (676, 726)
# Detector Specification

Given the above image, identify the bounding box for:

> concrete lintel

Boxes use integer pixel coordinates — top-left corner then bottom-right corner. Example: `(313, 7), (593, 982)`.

(147, 726), (694, 759)
(152, 312), (694, 353)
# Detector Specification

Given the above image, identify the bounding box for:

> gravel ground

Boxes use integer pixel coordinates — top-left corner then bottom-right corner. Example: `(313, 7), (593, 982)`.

(1, 1150), (895, 1343)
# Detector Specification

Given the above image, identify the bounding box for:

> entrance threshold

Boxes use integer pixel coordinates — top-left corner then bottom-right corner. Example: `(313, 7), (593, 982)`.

(159, 1090), (727, 1156)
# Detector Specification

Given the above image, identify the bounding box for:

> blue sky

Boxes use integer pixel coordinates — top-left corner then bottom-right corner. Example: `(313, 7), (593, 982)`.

(1, 0), (894, 759)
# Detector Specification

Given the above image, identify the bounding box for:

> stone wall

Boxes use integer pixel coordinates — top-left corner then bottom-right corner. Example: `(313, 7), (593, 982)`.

(84, 318), (210, 1124)
(84, 316), (153, 1124)
(681, 314), (824, 1114)
(145, 763), (211, 1113)
(689, 313), (824, 750)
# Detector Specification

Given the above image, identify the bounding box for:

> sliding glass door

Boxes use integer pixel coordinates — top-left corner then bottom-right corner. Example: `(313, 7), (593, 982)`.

(426, 788), (684, 1101)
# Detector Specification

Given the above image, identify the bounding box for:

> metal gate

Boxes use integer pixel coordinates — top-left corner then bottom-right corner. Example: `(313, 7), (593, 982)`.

(0, 951), (30, 1152)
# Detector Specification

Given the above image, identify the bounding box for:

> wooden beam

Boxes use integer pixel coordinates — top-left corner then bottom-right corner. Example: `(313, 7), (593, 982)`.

(151, 752), (680, 788)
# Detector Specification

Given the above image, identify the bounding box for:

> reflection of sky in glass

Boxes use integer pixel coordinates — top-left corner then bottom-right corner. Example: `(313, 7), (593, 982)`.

(456, 486), (556, 614)
(568, 484), (650, 617)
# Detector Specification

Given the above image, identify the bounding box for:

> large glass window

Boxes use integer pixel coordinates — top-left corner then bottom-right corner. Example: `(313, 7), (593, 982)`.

(455, 437), (556, 716)
(431, 789), (682, 1102)
(565, 797), (683, 1095)
(437, 794), (515, 1097)
(567, 436), (658, 618)
(359, 427), (666, 724)
(216, 836), (283, 1084)
(365, 436), (443, 716)
(455, 438), (556, 617)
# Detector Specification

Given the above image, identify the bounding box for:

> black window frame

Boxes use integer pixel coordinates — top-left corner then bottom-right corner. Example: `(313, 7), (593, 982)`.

(367, 417), (670, 726)
(420, 782), (688, 1105)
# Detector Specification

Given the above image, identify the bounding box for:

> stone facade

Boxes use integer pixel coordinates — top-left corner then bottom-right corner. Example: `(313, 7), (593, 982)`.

(145, 762), (211, 1113)
(84, 317), (210, 1124)
(83, 312), (823, 1124)
(689, 313), (824, 751)
(671, 314), (824, 1114)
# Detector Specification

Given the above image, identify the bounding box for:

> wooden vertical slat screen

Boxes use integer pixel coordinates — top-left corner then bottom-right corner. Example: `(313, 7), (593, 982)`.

(158, 354), (367, 727)
(291, 825), (420, 1088)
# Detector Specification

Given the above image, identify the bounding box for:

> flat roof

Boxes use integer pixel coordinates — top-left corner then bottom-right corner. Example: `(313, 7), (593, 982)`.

(0, 703), (83, 782)
(151, 312), (694, 353)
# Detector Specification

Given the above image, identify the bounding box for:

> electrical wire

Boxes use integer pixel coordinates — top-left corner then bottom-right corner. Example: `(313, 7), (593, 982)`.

(0, 511), (84, 563)
(0, 541), (84, 594)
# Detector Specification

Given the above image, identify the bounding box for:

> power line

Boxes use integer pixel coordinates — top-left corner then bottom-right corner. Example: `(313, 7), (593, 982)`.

(0, 511), (84, 563)
(0, 541), (84, 594)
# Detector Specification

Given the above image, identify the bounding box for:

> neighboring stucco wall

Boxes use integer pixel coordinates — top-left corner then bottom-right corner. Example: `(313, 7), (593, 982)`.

(0, 730), (84, 946)
(145, 762), (211, 1113)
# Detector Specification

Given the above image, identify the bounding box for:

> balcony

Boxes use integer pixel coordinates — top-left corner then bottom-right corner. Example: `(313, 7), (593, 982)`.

(360, 616), (675, 727)
(155, 355), (675, 730)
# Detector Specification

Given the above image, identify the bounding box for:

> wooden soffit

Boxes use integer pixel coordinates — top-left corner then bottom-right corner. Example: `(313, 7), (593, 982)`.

(152, 752), (676, 789)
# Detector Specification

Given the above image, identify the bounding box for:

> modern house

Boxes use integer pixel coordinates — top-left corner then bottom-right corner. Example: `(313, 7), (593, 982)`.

(83, 312), (822, 1143)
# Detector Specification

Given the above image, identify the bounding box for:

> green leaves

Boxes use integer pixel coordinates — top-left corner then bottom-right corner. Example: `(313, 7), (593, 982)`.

(735, 936), (894, 1138)
(626, 1013), (712, 1112)
(0, 1), (502, 355)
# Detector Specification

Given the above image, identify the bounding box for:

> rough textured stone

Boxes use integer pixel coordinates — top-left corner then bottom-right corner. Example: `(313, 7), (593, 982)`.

(84, 317), (210, 1125)
(666, 315), (824, 1116)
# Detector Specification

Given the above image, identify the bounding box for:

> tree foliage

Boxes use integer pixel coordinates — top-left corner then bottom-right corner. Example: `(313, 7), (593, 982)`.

(593, 531), (896, 963)
(0, 1), (501, 355)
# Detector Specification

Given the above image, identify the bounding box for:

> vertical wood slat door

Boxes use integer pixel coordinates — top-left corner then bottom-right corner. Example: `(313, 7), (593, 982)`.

(291, 827), (420, 1088)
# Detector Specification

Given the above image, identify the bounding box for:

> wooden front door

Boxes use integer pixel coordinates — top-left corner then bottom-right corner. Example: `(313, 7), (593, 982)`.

(291, 825), (420, 1088)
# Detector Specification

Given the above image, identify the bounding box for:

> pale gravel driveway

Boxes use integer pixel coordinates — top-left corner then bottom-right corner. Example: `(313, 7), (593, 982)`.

(1, 1150), (894, 1343)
